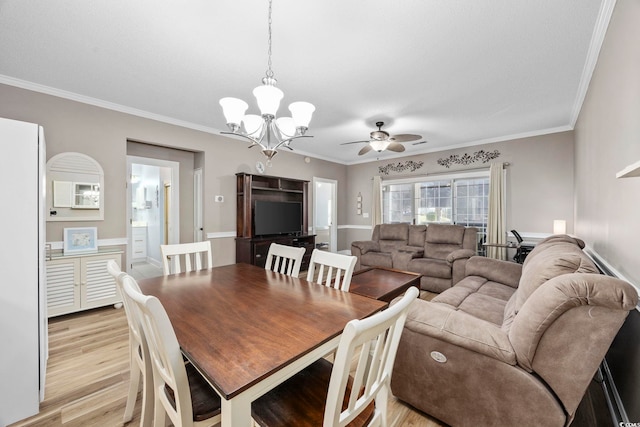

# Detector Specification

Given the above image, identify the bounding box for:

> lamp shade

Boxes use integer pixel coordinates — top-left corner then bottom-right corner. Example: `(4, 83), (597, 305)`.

(242, 114), (264, 138)
(289, 101), (315, 128)
(553, 220), (566, 234)
(369, 139), (391, 152)
(276, 117), (296, 138)
(253, 84), (283, 116)
(219, 97), (248, 126)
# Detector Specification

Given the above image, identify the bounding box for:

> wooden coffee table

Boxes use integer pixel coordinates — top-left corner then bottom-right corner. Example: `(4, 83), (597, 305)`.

(349, 267), (421, 302)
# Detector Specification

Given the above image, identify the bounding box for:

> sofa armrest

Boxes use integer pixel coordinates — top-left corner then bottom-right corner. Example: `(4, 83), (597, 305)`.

(351, 240), (380, 255)
(446, 248), (476, 264)
(404, 299), (516, 364)
(446, 249), (476, 285)
(396, 245), (424, 255)
(392, 246), (425, 271)
(464, 256), (522, 288)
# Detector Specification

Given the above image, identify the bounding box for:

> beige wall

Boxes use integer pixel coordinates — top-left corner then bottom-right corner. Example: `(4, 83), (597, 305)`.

(574, 0), (640, 288)
(0, 84), (347, 267)
(343, 131), (575, 244)
(0, 82), (577, 260)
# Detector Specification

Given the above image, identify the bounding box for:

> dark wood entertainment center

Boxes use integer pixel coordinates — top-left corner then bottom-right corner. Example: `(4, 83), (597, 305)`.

(235, 173), (315, 270)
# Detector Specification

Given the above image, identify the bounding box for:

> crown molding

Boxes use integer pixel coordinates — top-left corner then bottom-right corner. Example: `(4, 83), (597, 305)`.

(569, 0), (617, 127)
(0, 74), (226, 135)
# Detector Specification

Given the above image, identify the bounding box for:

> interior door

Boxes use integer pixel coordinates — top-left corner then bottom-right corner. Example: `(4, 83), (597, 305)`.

(312, 177), (337, 252)
(193, 168), (204, 241)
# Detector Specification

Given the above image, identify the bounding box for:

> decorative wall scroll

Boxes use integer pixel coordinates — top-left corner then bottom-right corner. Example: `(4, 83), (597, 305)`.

(437, 150), (501, 168)
(378, 160), (424, 175)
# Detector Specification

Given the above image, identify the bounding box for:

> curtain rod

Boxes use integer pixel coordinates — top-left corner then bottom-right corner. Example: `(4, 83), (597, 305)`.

(372, 162), (510, 180)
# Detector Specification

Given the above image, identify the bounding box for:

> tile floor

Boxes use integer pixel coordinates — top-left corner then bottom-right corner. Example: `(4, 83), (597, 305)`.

(129, 261), (163, 280)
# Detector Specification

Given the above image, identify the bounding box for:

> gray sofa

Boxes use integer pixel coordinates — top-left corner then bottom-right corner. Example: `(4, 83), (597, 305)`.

(351, 223), (478, 293)
(390, 235), (638, 426)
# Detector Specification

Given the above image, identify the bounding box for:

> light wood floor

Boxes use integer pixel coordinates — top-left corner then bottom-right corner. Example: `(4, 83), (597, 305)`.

(9, 305), (445, 427)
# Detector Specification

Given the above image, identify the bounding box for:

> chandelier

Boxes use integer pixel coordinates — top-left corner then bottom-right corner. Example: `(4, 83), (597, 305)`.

(219, 0), (315, 165)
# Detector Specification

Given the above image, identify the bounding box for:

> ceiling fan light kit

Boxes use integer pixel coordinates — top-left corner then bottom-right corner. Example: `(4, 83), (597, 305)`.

(219, 0), (315, 165)
(342, 121), (423, 155)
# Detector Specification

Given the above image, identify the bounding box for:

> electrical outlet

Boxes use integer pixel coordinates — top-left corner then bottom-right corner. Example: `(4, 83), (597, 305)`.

(363, 212), (369, 218)
(214, 195), (224, 202)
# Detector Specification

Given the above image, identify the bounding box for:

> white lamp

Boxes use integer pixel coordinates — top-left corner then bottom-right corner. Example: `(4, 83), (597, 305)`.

(553, 220), (566, 234)
(253, 82), (284, 117)
(369, 139), (391, 152)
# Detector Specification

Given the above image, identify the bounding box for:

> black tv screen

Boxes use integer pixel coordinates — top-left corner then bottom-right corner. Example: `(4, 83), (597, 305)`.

(254, 200), (303, 236)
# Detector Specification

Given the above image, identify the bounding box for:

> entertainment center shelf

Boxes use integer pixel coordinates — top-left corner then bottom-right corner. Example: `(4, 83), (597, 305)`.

(236, 173), (314, 271)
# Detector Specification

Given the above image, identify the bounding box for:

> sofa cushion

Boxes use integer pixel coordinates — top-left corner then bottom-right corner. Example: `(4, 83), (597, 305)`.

(379, 223), (409, 241)
(514, 242), (598, 314)
(426, 223), (466, 244)
(379, 240), (407, 254)
(360, 251), (393, 269)
(424, 224), (466, 259)
(408, 257), (451, 279)
(408, 225), (427, 247)
(432, 276), (517, 326)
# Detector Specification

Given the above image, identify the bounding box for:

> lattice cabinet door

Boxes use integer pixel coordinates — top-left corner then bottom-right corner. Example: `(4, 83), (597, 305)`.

(80, 253), (122, 310)
(46, 258), (81, 317)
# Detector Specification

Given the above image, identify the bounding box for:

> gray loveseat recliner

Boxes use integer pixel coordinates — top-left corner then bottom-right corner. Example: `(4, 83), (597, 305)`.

(390, 235), (638, 426)
(351, 223), (478, 293)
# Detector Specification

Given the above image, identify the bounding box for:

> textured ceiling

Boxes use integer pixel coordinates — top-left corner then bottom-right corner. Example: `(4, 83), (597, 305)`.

(0, 0), (610, 164)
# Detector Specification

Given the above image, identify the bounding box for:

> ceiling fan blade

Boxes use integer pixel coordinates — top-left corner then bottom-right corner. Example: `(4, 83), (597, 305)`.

(389, 134), (422, 143)
(386, 143), (406, 153)
(340, 140), (370, 145)
(412, 140), (428, 145)
(358, 145), (373, 155)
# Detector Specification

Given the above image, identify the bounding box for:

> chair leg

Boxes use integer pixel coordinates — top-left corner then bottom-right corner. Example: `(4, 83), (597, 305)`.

(140, 362), (154, 427)
(153, 393), (167, 427)
(123, 353), (141, 423)
(376, 384), (389, 427)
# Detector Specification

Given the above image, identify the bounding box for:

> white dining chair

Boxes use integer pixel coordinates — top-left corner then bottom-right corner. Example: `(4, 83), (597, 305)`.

(106, 260), (154, 427)
(121, 276), (222, 427)
(306, 249), (357, 291)
(251, 286), (419, 427)
(264, 243), (306, 277)
(160, 241), (213, 276)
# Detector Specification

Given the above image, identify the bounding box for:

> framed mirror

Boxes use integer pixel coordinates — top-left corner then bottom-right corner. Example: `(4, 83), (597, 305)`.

(46, 152), (104, 221)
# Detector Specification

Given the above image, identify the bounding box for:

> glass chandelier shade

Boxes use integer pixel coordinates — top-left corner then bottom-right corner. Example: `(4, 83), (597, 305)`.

(369, 139), (391, 152)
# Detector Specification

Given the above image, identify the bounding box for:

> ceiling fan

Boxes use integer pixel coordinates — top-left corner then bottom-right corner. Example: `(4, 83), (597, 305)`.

(340, 121), (425, 155)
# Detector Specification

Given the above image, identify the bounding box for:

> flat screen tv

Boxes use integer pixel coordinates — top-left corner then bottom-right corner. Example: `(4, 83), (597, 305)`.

(254, 200), (303, 237)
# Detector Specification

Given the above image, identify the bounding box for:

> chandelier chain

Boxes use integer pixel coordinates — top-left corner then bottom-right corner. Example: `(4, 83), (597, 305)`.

(266, 0), (274, 80)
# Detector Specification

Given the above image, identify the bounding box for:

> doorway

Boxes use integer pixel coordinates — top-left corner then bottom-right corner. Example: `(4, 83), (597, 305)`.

(126, 156), (180, 274)
(312, 177), (337, 252)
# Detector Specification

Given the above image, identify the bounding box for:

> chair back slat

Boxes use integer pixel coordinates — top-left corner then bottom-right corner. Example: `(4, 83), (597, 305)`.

(160, 241), (212, 276)
(265, 243), (306, 277)
(306, 250), (357, 291)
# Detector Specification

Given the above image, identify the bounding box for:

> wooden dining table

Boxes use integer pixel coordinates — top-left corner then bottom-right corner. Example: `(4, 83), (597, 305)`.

(137, 263), (387, 427)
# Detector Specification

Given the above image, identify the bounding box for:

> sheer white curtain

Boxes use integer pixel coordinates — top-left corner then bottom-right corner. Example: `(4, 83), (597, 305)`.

(372, 175), (382, 226)
(487, 162), (506, 260)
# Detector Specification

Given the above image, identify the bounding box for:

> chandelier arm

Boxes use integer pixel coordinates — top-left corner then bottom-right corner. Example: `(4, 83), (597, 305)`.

(272, 135), (313, 150)
(221, 131), (263, 147)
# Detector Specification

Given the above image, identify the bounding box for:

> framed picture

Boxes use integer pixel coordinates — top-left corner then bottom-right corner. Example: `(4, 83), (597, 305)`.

(63, 227), (98, 254)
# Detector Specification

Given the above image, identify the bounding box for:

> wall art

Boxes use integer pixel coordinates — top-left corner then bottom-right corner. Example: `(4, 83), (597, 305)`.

(437, 150), (501, 168)
(378, 160), (424, 175)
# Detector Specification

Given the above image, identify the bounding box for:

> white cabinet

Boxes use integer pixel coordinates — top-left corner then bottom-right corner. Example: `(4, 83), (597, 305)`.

(132, 227), (147, 260)
(46, 251), (122, 317)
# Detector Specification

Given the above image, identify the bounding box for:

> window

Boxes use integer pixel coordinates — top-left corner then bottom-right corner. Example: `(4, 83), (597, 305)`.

(382, 172), (490, 254)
